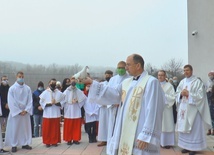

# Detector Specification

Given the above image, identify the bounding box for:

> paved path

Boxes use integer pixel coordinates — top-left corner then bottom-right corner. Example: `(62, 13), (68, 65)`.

(2, 128), (214, 155)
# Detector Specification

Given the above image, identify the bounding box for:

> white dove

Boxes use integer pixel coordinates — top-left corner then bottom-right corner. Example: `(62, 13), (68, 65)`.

(72, 66), (89, 80)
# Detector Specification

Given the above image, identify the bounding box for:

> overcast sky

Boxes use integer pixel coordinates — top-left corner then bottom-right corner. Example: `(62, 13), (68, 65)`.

(0, 0), (187, 68)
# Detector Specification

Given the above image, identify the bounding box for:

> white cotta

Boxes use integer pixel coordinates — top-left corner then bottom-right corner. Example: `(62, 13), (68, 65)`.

(62, 86), (86, 118)
(39, 88), (65, 118)
(83, 98), (99, 123)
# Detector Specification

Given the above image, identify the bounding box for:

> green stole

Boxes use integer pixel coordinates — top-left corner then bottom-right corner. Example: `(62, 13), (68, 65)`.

(118, 73), (150, 155)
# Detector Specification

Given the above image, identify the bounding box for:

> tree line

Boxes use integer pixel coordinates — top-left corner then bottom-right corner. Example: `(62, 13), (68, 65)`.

(0, 58), (184, 91)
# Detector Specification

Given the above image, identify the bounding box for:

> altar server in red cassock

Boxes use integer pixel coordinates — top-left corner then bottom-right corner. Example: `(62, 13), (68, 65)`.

(62, 77), (87, 145)
(39, 78), (65, 147)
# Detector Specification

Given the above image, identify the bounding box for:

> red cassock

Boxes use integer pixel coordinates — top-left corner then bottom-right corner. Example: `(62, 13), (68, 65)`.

(42, 117), (61, 144)
(63, 118), (82, 141)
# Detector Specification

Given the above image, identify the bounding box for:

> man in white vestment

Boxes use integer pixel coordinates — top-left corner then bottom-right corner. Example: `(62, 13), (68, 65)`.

(157, 70), (175, 149)
(5, 71), (33, 153)
(97, 70), (113, 147)
(85, 54), (165, 155)
(176, 65), (212, 155)
(107, 61), (130, 154)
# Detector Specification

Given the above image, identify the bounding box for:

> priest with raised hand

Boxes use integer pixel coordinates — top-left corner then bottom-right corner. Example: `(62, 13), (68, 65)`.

(176, 64), (212, 155)
(39, 78), (65, 147)
(84, 54), (165, 155)
(5, 71), (33, 153)
(157, 70), (175, 149)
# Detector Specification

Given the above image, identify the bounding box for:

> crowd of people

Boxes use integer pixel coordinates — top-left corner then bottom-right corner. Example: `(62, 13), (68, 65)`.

(0, 53), (213, 155)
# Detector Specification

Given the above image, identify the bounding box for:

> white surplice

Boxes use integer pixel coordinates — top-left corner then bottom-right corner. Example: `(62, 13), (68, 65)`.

(84, 98), (99, 123)
(88, 71), (165, 155)
(62, 86), (86, 119)
(160, 81), (175, 147)
(39, 88), (65, 118)
(5, 82), (33, 147)
(176, 75), (212, 151)
(107, 73), (130, 154)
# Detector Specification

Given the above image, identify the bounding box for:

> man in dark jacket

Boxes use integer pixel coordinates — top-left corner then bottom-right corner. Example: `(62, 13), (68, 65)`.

(32, 81), (44, 137)
(0, 75), (9, 153)
(0, 76), (10, 134)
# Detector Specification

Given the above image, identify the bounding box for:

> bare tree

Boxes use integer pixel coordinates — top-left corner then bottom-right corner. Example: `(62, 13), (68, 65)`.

(145, 63), (157, 76)
(162, 58), (183, 78)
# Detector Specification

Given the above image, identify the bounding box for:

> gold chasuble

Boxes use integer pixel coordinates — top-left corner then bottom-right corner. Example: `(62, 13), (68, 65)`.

(118, 73), (150, 155)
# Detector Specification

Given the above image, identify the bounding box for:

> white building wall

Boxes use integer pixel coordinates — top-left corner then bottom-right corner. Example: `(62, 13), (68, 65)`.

(188, 0), (214, 83)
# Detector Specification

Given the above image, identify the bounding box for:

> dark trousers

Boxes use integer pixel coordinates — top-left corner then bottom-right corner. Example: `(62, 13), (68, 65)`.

(85, 121), (97, 142)
(172, 103), (177, 124)
(30, 115), (34, 137)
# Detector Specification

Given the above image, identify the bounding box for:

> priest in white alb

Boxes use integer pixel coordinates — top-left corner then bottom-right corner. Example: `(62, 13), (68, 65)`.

(97, 70), (113, 147)
(5, 71), (33, 153)
(157, 70), (175, 149)
(107, 61), (130, 154)
(176, 64), (212, 155)
(85, 54), (165, 155)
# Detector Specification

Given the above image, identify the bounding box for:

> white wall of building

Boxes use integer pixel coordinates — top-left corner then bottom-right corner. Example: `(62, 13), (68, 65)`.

(188, 0), (214, 83)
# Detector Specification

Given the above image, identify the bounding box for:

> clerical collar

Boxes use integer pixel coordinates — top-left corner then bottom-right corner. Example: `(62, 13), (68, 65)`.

(160, 81), (166, 85)
(133, 75), (141, 81)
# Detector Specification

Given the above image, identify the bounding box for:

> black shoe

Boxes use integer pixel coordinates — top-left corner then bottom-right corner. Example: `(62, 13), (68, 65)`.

(181, 149), (190, 153)
(52, 144), (58, 147)
(46, 144), (50, 148)
(89, 139), (93, 143)
(67, 141), (73, 145)
(0, 149), (9, 153)
(22, 145), (32, 150)
(73, 141), (80, 145)
(11, 147), (17, 153)
(189, 151), (196, 155)
(164, 146), (171, 149)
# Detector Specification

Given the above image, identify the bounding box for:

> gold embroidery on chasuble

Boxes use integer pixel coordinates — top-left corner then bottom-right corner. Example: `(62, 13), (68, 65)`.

(120, 143), (130, 155)
(118, 74), (150, 155)
(121, 90), (126, 104)
(128, 87), (144, 122)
